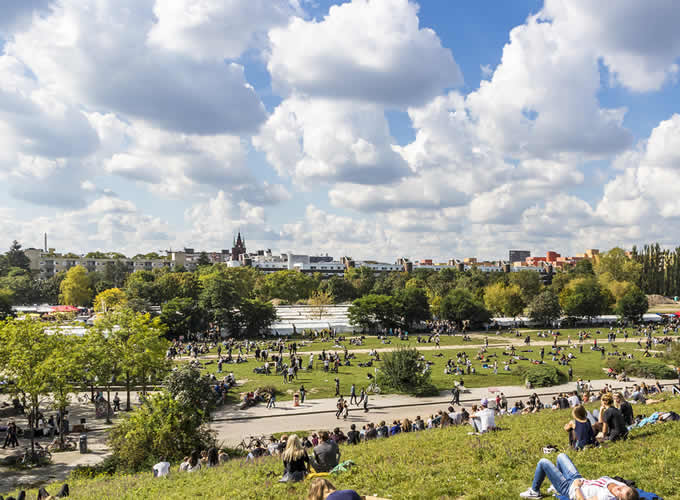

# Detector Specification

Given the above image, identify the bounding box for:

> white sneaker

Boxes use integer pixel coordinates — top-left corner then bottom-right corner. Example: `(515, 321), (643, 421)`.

(547, 485), (556, 495)
(520, 488), (541, 498)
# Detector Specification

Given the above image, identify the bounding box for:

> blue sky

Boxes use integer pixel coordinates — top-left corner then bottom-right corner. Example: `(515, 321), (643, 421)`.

(1, 0), (679, 261)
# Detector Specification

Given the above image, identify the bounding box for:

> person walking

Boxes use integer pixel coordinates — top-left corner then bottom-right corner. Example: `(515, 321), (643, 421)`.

(357, 388), (366, 406)
(299, 385), (306, 404)
(2, 421), (19, 449)
(451, 386), (460, 406)
(335, 398), (344, 419)
(363, 393), (369, 413)
(334, 378), (340, 397)
(349, 384), (358, 406)
(267, 390), (276, 409)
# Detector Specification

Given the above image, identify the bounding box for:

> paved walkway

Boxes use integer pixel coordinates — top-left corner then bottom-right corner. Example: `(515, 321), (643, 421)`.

(209, 377), (678, 447)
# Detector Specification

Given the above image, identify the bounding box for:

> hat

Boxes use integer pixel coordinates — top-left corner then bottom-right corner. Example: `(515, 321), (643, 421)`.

(480, 398), (488, 407)
(572, 405), (588, 423)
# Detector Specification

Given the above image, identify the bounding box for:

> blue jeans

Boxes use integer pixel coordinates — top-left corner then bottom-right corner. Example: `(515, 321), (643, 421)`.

(532, 453), (582, 495)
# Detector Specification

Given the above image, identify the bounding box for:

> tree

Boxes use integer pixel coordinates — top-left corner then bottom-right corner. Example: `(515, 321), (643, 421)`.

(527, 289), (562, 325)
(483, 283), (524, 318)
(594, 247), (642, 284)
(6, 240), (31, 271)
(196, 252), (211, 267)
(348, 294), (398, 331)
(125, 270), (160, 306)
(345, 266), (376, 297)
(559, 278), (612, 320)
(439, 289), (490, 328)
(309, 290), (333, 319)
(156, 272), (201, 302)
(615, 287), (649, 322)
(59, 265), (93, 306)
(569, 259), (595, 277)
(0, 288), (14, 319)
(377, 347), (435, 396)
(93, 287), (128, 312)
(160, 297), (207, 338)
(199, 270), (240, 334)
(0, 320), (55, 458)
(0, 272), (41, 305)
(319, 275), (357, 302)
(395, 287), (431, 328)
(81, 328), (118, 424)
(509, 270), (543, 303)
(165, 365), (217, 421)
(36, 272), (65, 304)
(238, 298), (277, 337)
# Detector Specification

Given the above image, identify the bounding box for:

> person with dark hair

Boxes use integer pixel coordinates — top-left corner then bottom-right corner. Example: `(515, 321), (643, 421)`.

(207, 447), (219, 467)
(564, 406), (596, 450)
(596, 394), (628, 442)
(520, 453), (639, 499)
(347, 424), (360, 445)
(312, 431), (340, 472)
(187, 449), (202, 472)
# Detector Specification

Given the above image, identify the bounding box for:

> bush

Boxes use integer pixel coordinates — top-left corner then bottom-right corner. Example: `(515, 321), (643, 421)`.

(516, 364), (566, 387)
(605, 358), (676, 380)
(108, 391), (215, 471)
(377, 347), (438, 396)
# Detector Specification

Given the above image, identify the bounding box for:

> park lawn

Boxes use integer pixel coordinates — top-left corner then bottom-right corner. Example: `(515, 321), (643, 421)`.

(197, 341), (656, 401)
(8, 397), (680, 499)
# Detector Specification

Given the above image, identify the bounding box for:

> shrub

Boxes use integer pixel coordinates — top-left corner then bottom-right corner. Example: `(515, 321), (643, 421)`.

(516, 364), (566, 387)
(108, 392), (216, 471)
(377, 347), (437, 396)
(605, 358), (676, 380)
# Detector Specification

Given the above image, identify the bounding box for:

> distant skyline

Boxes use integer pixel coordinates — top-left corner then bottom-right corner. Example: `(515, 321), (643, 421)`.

(1, 0), (680, 262)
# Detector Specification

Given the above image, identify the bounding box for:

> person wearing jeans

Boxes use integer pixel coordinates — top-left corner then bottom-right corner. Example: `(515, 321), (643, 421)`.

(520, 453), (639, 499)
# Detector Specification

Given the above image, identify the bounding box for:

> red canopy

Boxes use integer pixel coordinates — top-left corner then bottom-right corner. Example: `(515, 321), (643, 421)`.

(674, 312), (680, 317)
(51, 305), (79, 312)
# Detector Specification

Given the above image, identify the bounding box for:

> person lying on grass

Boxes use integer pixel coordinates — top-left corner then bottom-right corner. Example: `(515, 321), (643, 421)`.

(306, 478), (387, 500)
(520, 453), (639, 499)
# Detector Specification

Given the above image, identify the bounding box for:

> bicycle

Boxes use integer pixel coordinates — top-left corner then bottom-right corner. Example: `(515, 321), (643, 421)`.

(367, 382), (381, 394)
(235, 435), (271, 452)
(21, 447), (52, 465)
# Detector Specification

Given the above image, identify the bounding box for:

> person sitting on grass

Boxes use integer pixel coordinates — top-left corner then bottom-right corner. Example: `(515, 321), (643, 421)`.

(520, 453), (639, 499)
(563, 405), (597, 450)
(281, 434), (309, 482)
(312, 431), (340, 472)
(594, 393), (628, 442)
(470, 399), (496, 433)
(613, 392), (634, 426)
(306, 478), (388, 500)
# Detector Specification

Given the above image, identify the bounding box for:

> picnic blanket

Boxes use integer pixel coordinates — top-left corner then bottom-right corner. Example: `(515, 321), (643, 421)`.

(556, 490), (662, 500)
(330, 460), (356, 474)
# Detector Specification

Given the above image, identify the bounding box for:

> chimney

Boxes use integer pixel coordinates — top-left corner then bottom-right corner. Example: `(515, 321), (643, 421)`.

(44, 233), (47, 252)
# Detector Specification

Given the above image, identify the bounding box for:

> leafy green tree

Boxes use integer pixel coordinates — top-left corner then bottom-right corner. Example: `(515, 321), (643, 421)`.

(0, 288), (14, 319)
(395, 287), (431, 328)
(509, 270), (543, 303)
(377, 347), (436, 396)
(345, 266), (376, 297)
(550, 271), (572, 295)
(36, 272), (65, 304)
(348, 294), (398, 331)
(607, 280), (635, 309)
(93, 287), (128, 312)
(6, 240), (31, 271)
(615, 287), (649, 322)
(164, 365), (217, 421)
(255, 270), (316, 303)
(196, 252), (211, 267)
(484, 283), (524, 317)
(0, 272), (41, 305)
(81, 328), (119, 424)
(156, 272), (201, 302)
(594, 247), (642, 284)
(0, 320), (55, 456)
(199, 270), (240, 334)
(439, 289), (490, 328)
(309, 290), (333, 319)
(569, 259), (595, 277)
(125, 270), (160, 306)
(319, 275), (357, 302)
(559, 278), (612, 320)
(59, 265), (93, 306)
(238, 298), (277, 337)
(527, 289), (562, 325)
(160, 297), (207, 338)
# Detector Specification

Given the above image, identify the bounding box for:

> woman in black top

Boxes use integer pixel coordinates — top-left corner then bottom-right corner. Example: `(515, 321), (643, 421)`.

(599, 394), (628, 442)
(281, 434), (309, 482)
(613, 392), (634, 426)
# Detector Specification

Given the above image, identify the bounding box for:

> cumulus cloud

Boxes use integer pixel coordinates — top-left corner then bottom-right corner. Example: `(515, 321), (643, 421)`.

(267, 0), (461, 106)
(7, 0), (266, 135)
(148, 0), (300, 61)
(253, 96), (411, 186)
(543, 0), (680, 92)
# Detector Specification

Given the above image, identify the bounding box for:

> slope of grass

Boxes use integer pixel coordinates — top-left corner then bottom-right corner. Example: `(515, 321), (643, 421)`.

(8, 397), (680, 499)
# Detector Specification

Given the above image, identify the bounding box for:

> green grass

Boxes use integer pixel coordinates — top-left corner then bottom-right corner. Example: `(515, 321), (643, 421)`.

(8, 397), (680, 499)
(199, 339), (665, 401)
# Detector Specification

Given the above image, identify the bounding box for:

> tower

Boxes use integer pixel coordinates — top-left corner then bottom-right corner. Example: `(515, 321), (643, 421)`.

(231, 231), (246, 261)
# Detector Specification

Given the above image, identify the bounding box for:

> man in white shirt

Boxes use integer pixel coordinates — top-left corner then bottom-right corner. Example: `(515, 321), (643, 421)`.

(520, 453), (639, 499)
(568, 391), (581, 408)
(152, 458), (170, 477)
(470, 399), (495, 433)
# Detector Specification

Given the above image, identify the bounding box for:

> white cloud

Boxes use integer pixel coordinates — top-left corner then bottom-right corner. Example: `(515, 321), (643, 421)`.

(543, 0), (680, 92)
(7, 0), (266, 135)
(148, 0), (300, 61)
(253, 96), (411, 186)
(267, 0), (461, 106)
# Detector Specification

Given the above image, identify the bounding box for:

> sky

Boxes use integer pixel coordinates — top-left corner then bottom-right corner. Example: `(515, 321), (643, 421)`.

(1, 0), (680, 262)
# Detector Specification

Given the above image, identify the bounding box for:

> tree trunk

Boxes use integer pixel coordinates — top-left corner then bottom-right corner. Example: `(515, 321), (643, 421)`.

(125, 372), (131, 411)
(30, 398), (37, 457)
(59, 406), (65, 449)
(106, 388), (112, 424)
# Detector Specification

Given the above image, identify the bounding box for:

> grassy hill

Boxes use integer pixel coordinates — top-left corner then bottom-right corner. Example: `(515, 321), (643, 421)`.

(7, 396), (680, 499)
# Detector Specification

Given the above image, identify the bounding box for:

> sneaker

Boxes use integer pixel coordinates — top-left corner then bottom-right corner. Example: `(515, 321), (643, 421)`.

(547, 485), (556, 495)
(520, 488), (541, 498)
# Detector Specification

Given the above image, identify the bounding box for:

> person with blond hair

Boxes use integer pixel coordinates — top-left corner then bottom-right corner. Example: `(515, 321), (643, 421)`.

(280, 434), (309, 482)
(596, 393), (628, 442)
